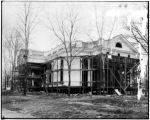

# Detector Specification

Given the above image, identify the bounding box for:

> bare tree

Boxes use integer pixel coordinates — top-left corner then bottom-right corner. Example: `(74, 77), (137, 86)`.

(3, 29), (23, 91)
(47, 8), (81, 96)
(17, 2), (38, 95)
(125, 10), (148, 100)
(86, 7), (117, 95)
(2, 48), (10, 90)
(124, 3), (148, 54)
(125, 22), (148, 54)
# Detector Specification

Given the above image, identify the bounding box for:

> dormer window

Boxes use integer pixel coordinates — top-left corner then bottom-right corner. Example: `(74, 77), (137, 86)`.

(116, 42), (122, 48)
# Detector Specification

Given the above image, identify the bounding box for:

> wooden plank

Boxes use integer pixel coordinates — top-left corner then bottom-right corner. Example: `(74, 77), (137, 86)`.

(109, 68), (126, 94)
(114, 89), (122, 96)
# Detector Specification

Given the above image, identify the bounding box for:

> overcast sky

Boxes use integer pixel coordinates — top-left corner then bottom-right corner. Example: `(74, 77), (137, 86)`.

(2, 1), (147, 51)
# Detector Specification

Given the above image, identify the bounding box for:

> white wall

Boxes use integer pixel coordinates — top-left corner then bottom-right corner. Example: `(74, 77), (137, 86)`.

(63, 71), (68, 86)
(63, 58), (81, 86)
(53, 72), (57, 82)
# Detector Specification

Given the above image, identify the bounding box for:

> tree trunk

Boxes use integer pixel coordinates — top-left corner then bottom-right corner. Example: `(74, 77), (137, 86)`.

(145, 62), (148, 96)
(68, 65), (71, 96)
(23, 50), (28, 96)
(23, 76), (27, 96)
(11, 67), (14, 91)
(23, 62), (27, 96)
(102, 54), (105, 95)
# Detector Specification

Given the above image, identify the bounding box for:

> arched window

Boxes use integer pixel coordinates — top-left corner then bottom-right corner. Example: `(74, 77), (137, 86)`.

(116, 42), (122, 48)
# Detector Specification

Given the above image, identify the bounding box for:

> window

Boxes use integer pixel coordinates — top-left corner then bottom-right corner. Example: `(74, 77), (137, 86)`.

(49, 74), (51, 83)
(60, 59), (63, 82)
(60, 59), (63, 69)
(116, 42), (122, 48)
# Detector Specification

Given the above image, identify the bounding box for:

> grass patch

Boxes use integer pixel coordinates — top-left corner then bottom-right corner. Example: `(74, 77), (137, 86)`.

(2, 97), (29, 105)
(32, 109), (89, 118)
(2, 94), (148, 119)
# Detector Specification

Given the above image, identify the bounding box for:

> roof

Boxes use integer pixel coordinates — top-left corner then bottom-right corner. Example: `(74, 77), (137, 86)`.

(18, 34), (140, 64)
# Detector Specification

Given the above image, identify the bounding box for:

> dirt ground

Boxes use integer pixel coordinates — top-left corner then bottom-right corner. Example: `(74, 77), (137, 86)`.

(2, 92), (149, 119)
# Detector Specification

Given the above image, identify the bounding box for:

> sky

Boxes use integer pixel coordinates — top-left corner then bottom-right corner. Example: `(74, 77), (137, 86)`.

(2, 1), (147, 51)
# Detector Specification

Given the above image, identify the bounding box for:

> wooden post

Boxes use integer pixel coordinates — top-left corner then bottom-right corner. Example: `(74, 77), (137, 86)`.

(90, 57), (93, 96)
(57, 58), (58, 94)
(80, 57), (81, 94)
(52, 69), (53, 93)
(47, 64), (49, 93)
(112, 61), (114, 91)
(107, 57), (109, 94)
(44, 67), (45, 91)
(114, 59), (115, 89)
(118, 56), (121, 92)
(82, 58), (84, 95)
(44, 66), (48, 93)
(125, 58), (127, 89)
(88, 58), (90, 94)
(99, 55), (101, 95)
(103, 54), (105, 95)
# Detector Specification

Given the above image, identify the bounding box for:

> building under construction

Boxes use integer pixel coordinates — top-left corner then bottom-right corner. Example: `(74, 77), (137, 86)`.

(16, 35), (140, 95)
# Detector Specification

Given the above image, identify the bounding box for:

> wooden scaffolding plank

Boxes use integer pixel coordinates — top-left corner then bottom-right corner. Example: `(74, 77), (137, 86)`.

(109, 68), (126, 94)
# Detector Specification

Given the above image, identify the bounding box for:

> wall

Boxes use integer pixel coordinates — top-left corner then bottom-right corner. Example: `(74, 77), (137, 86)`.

(63, 58), (81, 86)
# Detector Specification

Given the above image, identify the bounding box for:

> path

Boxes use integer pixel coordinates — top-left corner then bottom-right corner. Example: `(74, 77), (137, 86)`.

(2, 108), (35, 118)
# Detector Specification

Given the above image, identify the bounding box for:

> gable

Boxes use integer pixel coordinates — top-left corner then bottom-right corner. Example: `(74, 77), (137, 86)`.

(107, 35), (138, 54)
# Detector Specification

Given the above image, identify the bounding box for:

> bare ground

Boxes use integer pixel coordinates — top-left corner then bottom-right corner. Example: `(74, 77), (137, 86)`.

(2, 92), (149, 119)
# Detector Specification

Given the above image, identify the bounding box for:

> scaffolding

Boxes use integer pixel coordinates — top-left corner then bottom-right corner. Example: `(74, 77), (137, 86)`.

(17, 53), (139, 95)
